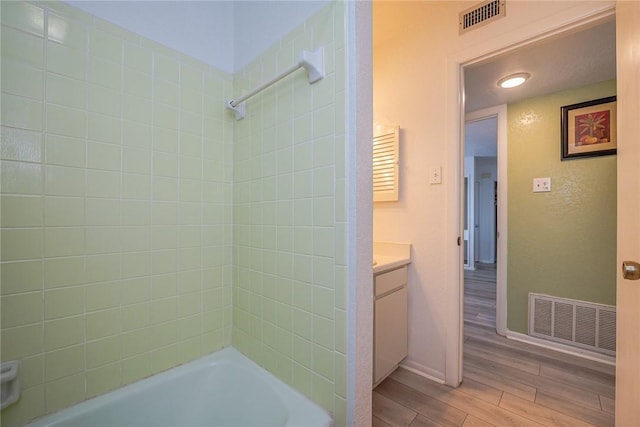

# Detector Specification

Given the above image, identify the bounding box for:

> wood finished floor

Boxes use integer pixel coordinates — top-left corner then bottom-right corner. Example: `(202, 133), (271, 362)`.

(464, 263), (497, 329)
(373, 263), (616, 427)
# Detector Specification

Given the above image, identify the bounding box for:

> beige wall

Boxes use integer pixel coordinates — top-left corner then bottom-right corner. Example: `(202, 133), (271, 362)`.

(373, 0), (615, 381)
(507, 80), (617, 333)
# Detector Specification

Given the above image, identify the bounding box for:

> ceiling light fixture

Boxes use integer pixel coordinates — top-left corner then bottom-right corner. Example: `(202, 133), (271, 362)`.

(497, 72), (530, 88)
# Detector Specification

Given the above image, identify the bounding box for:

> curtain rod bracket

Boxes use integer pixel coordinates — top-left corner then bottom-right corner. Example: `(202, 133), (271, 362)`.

(227, 47), (325, 121)
(227, 99), (246, 120)
(299, 47), (324, 84)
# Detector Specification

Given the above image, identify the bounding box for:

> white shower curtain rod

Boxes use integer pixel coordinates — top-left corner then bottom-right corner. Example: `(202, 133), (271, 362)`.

(227, 47), (325, 120)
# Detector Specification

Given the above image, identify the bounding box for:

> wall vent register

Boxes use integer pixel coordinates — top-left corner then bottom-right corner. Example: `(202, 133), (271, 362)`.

(529, 293), (616, 356)
(459, 0), (506, 34)
(373, 125), (400, 202)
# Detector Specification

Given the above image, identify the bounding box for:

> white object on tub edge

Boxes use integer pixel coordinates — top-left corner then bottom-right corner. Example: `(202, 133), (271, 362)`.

(1, 360), (20, 410)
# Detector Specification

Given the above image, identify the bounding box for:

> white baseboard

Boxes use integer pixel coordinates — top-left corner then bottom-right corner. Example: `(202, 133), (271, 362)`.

(505, 330), (616, 366)
(392, 331), (614, 390)
(398, 360), (445, 384)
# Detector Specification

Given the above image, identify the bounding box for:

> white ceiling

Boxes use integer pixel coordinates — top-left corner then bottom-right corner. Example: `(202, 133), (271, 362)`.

(464, 18), (616, 158)
(65, 1), (328, 73)
(465, 19), (616, 113)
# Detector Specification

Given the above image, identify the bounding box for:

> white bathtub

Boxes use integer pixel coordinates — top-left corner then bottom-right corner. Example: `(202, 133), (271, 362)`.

(26, 348), (333, 427)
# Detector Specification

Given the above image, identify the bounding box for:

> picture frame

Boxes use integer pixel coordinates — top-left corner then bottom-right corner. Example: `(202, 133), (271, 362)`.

(561, 96), (617, 160)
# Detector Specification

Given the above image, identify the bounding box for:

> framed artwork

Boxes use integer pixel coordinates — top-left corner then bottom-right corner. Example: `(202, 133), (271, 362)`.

(561, 96), (617, 160)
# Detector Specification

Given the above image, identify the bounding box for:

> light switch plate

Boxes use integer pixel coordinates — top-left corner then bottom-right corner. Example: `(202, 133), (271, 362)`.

(429, 166), (442, 184)
(533, 177), (551, 192)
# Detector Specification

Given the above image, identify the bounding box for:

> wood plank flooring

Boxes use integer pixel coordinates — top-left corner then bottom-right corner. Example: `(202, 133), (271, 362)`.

(373, 263), (616, 426)
(464, 264), (497, 328)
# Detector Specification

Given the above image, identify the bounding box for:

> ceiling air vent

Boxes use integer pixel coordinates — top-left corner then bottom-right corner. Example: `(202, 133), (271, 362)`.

(459, 0), (506, 35)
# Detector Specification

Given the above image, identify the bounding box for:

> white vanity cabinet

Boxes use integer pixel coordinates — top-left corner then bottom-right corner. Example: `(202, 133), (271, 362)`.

(373, 265), (408, 386)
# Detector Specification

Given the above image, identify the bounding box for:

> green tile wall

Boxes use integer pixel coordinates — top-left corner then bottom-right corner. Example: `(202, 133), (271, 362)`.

(1, 2), (349, 426)
(0, 2), (233, 426)
(231, 2), (348, 425)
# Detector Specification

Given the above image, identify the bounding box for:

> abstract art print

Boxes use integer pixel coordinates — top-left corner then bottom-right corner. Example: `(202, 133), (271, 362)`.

(561, 96), (617, 160)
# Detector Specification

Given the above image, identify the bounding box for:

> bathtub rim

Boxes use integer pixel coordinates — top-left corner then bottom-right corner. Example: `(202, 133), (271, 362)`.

(24, 346), (333, 427)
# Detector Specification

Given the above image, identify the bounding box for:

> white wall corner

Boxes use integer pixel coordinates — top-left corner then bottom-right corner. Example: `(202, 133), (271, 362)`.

(346, 0), (373, 425)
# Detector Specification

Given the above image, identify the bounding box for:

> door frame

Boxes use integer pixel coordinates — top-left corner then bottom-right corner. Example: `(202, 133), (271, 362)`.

(465, 106), (507, 337)
(463, 161), (475, 270)
(445, 4), (616, 387)
(614, 1), (640, 423)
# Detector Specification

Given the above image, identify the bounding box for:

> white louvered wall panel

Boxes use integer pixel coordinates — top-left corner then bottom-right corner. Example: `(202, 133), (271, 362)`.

(373, 125), (399, 202)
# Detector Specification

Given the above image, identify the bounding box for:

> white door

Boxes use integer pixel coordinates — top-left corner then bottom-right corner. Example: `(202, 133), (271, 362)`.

(615, 1), (640, 423)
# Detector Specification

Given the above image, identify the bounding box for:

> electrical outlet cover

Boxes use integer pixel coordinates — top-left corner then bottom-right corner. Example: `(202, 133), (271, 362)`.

(533, 177), (551, 192)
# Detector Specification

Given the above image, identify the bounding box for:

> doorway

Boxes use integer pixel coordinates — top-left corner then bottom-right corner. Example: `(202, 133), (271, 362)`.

(463, 117), (498, 271)
(463, 106), (507, 336)
(458, 14), (617, 384)
(464, 115), (499, 330)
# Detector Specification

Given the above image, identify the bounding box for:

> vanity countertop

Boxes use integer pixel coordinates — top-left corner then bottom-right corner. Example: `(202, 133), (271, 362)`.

(373, 241), (411, 274)
(373, 255), (411, 274)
